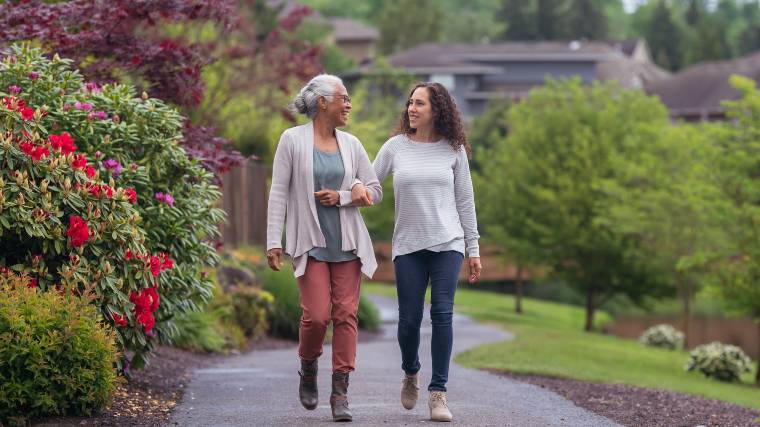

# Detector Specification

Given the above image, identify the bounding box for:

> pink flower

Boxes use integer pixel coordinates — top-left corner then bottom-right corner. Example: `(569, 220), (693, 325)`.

(154, 192), (165, 202)
(8, 85), (21, 95)
(27, 71), (39, 80)
(84, 82), (101, 92)
(74, 101), (92, 111)
(88, 111), (107, 120)
(163, 193), (174, 206)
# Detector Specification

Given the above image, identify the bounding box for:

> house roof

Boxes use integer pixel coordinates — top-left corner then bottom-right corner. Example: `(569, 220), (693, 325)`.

(328, 17), (379, 42)
(646, 51), (760, 115)
(387, 41), (622, 71)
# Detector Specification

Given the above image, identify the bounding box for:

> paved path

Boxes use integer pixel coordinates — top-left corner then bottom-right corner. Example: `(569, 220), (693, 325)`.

(167, 295), (621, 426)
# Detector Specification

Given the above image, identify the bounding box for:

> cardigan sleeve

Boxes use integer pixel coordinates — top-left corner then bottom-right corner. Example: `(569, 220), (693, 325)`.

(338, 138), (382, 207)
(266, 131), (292, 251)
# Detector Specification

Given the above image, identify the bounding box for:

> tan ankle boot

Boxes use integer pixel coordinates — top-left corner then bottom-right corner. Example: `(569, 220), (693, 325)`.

(330, 372), (352, 422)
(428, 391), (452, 422)
(400, 373), (419, 410)
(298, 358), (318, 410)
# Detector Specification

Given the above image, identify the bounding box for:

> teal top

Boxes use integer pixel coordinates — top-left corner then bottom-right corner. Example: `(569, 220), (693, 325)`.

(308, 147), (358, 262)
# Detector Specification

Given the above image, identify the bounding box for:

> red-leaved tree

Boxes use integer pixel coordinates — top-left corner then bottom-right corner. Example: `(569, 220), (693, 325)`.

(0, 0), (324, 179)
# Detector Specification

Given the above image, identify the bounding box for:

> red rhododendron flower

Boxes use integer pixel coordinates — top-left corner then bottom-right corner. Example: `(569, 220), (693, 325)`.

(159, 252), (174, 270)
(66, 215), (90, 247)
(125, 250), (134, 260)
(112, 313), (127, 327)
(85, 166), (95, 178)
(136, 311), (155, 332)
(72, 154), (87, 169)
(49, 132), (76, 155)
(27, 278), (37, 288)
(130, 286), (160, 333)
(19, 141), (34, 156)
(20, 107), (34, 121)
(149, 255), (162, 277)
(31, 145), (49, 161)
(87, 183), (100, 197)
(103, 185), (113, 198)
(125, 188), (137, 204)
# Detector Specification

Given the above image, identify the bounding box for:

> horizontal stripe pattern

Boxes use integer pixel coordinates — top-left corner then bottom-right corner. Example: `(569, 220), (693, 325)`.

(373, 134), (480, 259)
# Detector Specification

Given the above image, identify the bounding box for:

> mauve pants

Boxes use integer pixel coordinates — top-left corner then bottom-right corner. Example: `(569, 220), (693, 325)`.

(296, 257), (362, 373)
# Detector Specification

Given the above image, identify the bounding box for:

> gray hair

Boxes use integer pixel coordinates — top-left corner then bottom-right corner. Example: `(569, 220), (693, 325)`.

(293, 74), (344, 119)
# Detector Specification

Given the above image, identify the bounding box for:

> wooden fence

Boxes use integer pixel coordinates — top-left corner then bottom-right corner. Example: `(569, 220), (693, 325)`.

(220, 160), (269, 247)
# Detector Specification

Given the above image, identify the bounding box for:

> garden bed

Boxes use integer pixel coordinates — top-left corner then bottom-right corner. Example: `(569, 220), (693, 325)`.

(499, 371), (760, 427)
(34, 339), (295, 427)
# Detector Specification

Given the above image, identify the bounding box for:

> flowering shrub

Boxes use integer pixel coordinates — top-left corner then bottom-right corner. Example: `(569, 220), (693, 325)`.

(685, 341), (753, 382)
(0, 276), (118, 424)
(639, 324), (685, 350)
(0, 45), (222, 369)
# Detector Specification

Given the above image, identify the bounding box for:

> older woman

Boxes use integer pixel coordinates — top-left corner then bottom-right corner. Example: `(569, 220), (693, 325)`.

(373, 82), (482, 422)
(266, 74), (380, 422)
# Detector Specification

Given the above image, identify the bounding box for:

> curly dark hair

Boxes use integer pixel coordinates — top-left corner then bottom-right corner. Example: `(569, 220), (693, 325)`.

(393, 82), (470, 154)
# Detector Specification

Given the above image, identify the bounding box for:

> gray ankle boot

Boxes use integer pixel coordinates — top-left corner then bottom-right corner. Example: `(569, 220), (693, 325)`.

(298, 358), (318, 410)
(330, 372), (352, 422)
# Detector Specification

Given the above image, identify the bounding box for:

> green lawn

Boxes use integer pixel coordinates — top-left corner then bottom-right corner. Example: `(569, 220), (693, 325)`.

(362, 282), (760, 410)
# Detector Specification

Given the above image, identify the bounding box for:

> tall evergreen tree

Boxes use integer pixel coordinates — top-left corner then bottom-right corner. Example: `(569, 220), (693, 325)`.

(536, 0), (563, 40)
(646, 0), (685, 70)
(501, 0), (536, 40)
(739, 2), (760, 55)
(565, 0), (609, 40)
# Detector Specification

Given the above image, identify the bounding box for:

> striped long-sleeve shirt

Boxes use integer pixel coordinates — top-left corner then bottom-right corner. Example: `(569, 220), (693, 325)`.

(373, 134), (480, 260)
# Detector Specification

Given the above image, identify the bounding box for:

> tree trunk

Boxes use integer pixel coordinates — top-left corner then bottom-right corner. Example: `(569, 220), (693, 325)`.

(756, 320), (760, 385)
(515, 265), (524, 314)
(678, 273), (692, 348)
(585, 287), (595, 332)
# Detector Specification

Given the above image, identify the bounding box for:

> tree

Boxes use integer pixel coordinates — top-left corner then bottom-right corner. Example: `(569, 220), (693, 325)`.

(598, 123), (725, 346)
(565, 0), (609, 40)
(377, 0), (442, 55)
(536, 0), (563, 40)
(707, 75), (760, 385)
(501, 0), (537, 40)
(478, 78), (672, 331)
(738, 2), (760, 55)
(642, 0), (686, 70)
(0, 0), (324, 178)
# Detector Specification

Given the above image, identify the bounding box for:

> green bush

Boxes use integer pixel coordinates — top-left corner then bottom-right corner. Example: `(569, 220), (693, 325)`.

(358, 294), (380, 332)
(0, 45), (225, 369)
(261, 266), (302, 340)
(229, 287), (274, 338)
(171, 309), (229, 353)
(685, 341), (753, 382)
(261, 265), (381, 340)
(639, 324), (684, 350)
(0, 276), (118, 424)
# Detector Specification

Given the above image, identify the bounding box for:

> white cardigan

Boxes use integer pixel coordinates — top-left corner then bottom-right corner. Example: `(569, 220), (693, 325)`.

(266, 122), (382, 278)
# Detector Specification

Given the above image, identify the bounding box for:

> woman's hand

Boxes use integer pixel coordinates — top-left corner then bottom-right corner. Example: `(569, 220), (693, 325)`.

(314, 189), (339, 206)
(351, 183), (373, 206)
(266, 248), (284, 271)
(468, 257), (482, 284)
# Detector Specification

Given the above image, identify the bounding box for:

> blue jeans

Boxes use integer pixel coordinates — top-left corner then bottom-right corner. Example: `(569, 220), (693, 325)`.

(394, 250), (463, 392)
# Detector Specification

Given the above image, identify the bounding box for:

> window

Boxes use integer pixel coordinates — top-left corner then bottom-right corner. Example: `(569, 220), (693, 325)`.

(430, 74), (455, 90)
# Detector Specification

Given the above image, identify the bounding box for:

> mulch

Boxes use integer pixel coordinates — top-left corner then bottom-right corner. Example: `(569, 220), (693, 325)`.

(496, 371), (760, 427)
(33, 337), (296, 427)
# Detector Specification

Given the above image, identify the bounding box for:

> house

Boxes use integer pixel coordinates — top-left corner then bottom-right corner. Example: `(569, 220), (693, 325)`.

(326, 17), (379, 64)
(347, 38), (669, 118)
(645, 51), (760, 121)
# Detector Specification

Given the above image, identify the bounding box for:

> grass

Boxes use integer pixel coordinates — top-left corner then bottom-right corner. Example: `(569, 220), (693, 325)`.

(362, 282), (760, 410)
